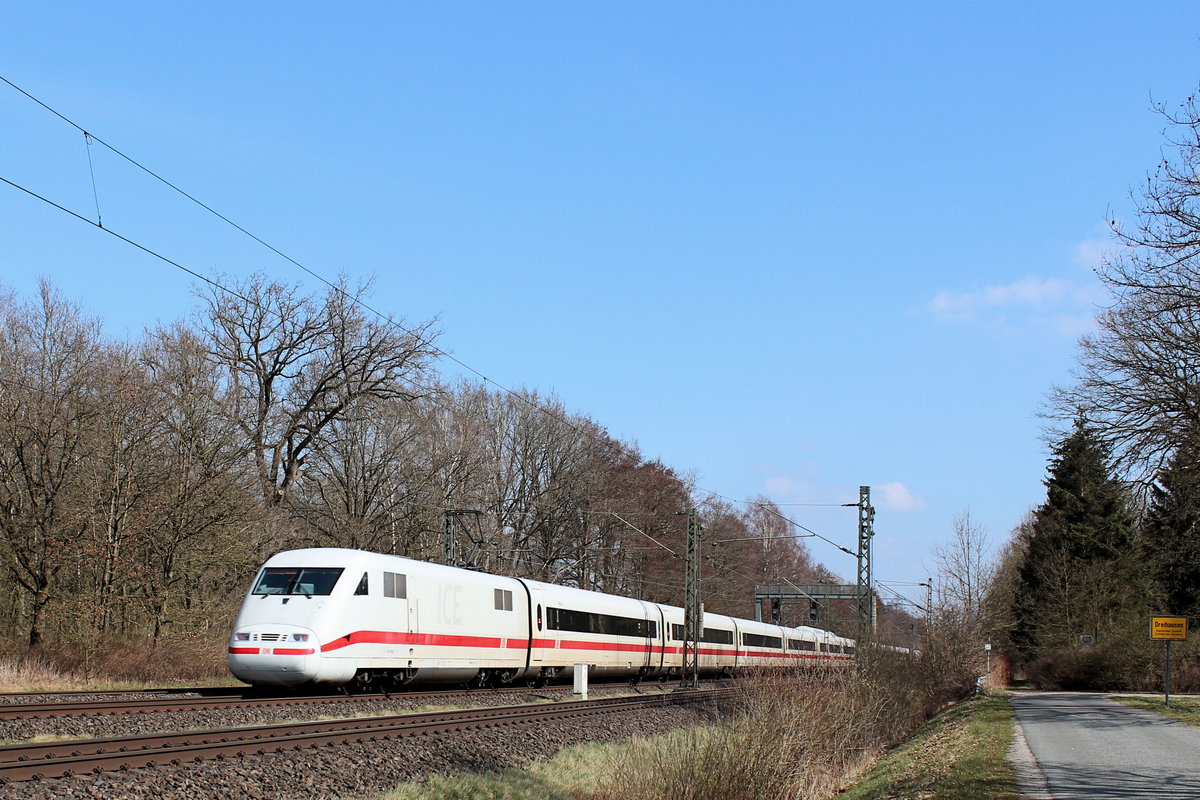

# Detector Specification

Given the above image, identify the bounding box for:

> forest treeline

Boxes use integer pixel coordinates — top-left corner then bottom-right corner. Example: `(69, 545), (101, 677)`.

(977, 92), (1200, 689)
(0, 272), (883, 656)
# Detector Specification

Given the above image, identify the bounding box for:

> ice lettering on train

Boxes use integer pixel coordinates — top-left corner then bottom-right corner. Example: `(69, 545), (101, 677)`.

(439, 583), (462, 626)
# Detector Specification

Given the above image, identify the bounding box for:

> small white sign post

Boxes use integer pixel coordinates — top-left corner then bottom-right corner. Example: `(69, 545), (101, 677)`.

(573, 663), (588, 700)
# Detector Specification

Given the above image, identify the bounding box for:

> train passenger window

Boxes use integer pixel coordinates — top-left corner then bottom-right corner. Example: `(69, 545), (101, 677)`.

(788, 638), (817, 652)
(252, 567), (344, 596)
(545, 607), (655, 638)
(355, 573), (369, 595)
(383, 572), (407, 599)
(700, 628), (734, 646)
(494, 589), (513, 611)
(742, 632), (783, 649)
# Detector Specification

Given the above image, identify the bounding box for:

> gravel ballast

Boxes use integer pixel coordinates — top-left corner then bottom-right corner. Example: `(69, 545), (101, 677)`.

(0, 688), (723, 800)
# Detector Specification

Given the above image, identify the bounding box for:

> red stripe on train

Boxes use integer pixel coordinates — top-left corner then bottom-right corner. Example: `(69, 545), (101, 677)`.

(320, 631), (530, 653)
(232, 631), (856, 660)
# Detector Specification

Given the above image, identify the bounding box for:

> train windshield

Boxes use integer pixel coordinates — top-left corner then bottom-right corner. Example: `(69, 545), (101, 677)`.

(252, 567), (345, 596)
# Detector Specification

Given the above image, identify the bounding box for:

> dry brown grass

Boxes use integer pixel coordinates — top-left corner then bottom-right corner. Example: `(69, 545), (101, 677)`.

(592, 645), (978, 800)
(0, 653), (74, 693)
(597, 660), (931, 800)
(0, 637), (233, 691)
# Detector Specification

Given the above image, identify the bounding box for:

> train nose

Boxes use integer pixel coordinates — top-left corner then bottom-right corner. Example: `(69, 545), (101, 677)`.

(227, 624), (320, 686)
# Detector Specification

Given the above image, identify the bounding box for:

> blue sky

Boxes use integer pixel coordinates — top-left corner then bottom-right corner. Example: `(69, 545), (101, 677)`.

(3, 4), (1199, 606)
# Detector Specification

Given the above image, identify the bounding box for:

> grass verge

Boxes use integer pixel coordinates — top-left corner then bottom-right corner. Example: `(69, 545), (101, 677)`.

(364, 660), (957, 800)
(833, 693), (1020, 800)
(1110, 694), (1200, 726)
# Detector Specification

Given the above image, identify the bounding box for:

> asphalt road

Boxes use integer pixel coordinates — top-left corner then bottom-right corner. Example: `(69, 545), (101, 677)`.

(1010, 691), (1200, 799)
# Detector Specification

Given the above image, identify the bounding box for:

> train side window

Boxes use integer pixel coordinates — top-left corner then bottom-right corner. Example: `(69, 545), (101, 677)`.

(355, 573), (369, 595)
(700, 628), (734, 646)
(545, 607), (655, 638)
(494, 588), (513, 611)
(537, 605), (542, 631)
(383, 572), (407, 599)
(742, 632), (782, 649)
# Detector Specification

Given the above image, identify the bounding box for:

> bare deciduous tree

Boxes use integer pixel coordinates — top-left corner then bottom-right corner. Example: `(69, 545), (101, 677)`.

(0, 281), (105, 646)
(1053, 92), (1200, 482)
(197, 273), (439, 507)
(926, 510), (996, 678)
(139, 324), (256, 642)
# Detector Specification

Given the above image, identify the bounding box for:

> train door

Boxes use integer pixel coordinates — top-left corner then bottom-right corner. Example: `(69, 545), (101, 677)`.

(653, 604), (666, 672)
(381, 569), (413, 660)
(524, 584), (547, 666)
(639, 600), (658, 671)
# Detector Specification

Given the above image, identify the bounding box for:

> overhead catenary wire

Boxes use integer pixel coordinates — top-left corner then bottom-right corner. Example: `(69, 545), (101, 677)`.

(0, 75), (522, 418)
(0, 74), (865, 558)
(83, 132), (102, 228)
(0, 169), (860, 560)
(874, 580), (927, 613)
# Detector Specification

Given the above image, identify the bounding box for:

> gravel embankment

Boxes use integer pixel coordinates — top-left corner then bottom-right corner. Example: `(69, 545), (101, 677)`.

(0, 688), (723, 800)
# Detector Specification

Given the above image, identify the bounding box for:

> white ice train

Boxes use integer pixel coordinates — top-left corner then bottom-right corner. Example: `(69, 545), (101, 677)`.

(227, 548), (855, 688)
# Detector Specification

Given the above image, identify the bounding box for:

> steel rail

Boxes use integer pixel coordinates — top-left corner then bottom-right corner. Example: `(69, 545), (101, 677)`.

(0, 678), (688, 720)
(0, 688), (727, 783)
(0, 692), (349, 720)
(0, 686), (238, 703)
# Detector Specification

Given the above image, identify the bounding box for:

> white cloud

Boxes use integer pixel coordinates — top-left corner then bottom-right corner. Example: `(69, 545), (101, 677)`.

(926, 232), (1117, 330)
(763, 475), (810, 499)
(929, 276), (1076, 321)
(876, 482), (926, 513)
(1073, 221), (1129, 272)
(1074, 236), (1109, 270)
(927, 274), (1105, 333)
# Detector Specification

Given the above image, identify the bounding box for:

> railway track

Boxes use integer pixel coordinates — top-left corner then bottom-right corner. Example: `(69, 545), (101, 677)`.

(0, 678), (692, 720)
(0, 687), (727, 783)
(0, 689), (355, 720)
(0, 686), (233, 702)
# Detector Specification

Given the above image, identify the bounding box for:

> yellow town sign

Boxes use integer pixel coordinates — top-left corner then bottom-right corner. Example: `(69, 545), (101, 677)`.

(1150, 615), (1188, 640)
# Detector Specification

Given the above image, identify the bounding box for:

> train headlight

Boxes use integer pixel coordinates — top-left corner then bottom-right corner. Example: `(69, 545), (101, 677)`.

(291, 633), (310, 642)
(234, 632), (251, 642)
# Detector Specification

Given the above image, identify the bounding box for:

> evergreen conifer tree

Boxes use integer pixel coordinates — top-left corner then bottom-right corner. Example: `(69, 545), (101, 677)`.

(1011, 421), (1143, 659)
(1141, 435), (1200, 619)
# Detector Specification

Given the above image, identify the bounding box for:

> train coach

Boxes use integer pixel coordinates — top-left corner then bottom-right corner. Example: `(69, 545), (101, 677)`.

(227, 548), (854, 689)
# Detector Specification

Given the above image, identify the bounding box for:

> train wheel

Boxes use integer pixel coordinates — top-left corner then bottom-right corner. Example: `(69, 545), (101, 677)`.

(381, 669), (416, 693)
(351, 671), (378, 694)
